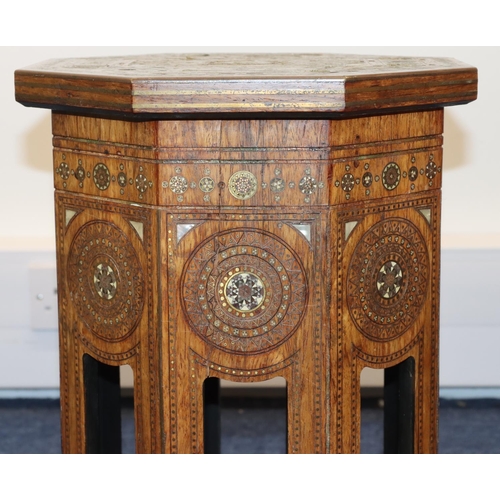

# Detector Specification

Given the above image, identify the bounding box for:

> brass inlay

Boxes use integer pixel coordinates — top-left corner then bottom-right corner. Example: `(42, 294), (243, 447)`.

(199, 177), (215, 193)
(228, 171), (258, 200)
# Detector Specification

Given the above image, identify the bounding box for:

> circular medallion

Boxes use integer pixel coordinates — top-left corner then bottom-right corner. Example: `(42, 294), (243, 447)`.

(68, 221), (144, 341)
(181, 229), (308, 353)
(376, 261), (403, 299)
(135, 173), (148, 193)
(270, 178), (286, 193)
(93, 163), (111, 191)
(362, 172), (373, 188)
(58, 162), (70, 180)
(409, 166), (419, 182)
(228, 171), (258, 200)
(299, 175), (317, 195)
(347, 218), (428, 341)
(382, 162), (401, 191)
(117, 172), (127, 188)
(341, 173), (355, 192)
(94, 263), (117, 300)
(426, 161), (438, 179)
(224, 271), (266, 312)
(169, 175), (188, 194)
(199, 177), (215, 193)
(75, 166), (86, 182)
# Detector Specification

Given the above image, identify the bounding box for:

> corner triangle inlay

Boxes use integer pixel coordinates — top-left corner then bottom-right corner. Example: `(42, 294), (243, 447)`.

(65, 209), (77, 227)
(129, 220), (144, 241)
(345, 220), (359, 241)
(291, 223), (311, 243)
(177, 223), (196, 243)
(417, 208), (432, 225)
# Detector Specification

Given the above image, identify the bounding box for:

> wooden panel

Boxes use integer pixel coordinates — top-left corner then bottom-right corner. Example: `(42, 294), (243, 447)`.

(165, 209), (329, 453)
(333, 192), (441, 453)
(330, 110), (443, 146)
(220, 120), (330, 148)
(55, 193), (161, 453)
(157, 120), (222, 148)
(52, 113), (158, 146)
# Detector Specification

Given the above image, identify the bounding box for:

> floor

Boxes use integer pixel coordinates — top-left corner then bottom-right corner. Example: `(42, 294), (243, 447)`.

(1, 396), (499, 454)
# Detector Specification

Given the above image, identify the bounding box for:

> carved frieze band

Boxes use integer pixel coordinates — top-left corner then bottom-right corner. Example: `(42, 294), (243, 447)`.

(55, 153), (155, 204)
(53, 153), (330, 206)
(54, 148), (440, 207)
(332, 150), (442, 203)
(162, 165), (326, 206)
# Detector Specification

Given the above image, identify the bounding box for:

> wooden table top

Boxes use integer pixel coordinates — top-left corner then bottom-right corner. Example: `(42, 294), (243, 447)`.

(15, 52), (477, 116)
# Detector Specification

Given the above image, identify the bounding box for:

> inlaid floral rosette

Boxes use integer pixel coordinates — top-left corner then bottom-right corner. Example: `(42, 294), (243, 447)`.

(347, 218), (429, 341)
(181, 228), (308, 353)
(67, 220), (145, 341)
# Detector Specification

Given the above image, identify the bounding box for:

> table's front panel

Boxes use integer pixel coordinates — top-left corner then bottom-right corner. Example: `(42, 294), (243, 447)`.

(164, 209), (330, 453)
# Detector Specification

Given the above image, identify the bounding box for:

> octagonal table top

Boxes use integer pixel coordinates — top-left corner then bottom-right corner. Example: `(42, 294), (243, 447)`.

(15, 52), (478, 116)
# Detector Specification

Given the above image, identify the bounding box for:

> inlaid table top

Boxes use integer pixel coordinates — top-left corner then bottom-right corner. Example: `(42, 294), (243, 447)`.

(14, 53), (478, 115)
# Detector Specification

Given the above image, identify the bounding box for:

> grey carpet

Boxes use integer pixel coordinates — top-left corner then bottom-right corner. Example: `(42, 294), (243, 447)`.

(1, 398), (499, 454)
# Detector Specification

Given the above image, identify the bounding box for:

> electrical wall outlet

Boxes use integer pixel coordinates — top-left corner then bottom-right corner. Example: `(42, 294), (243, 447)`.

(29, 263), (58, 330)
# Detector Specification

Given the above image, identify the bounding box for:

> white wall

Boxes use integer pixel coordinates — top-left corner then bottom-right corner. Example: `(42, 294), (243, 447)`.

(0, 47), (499, 390)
